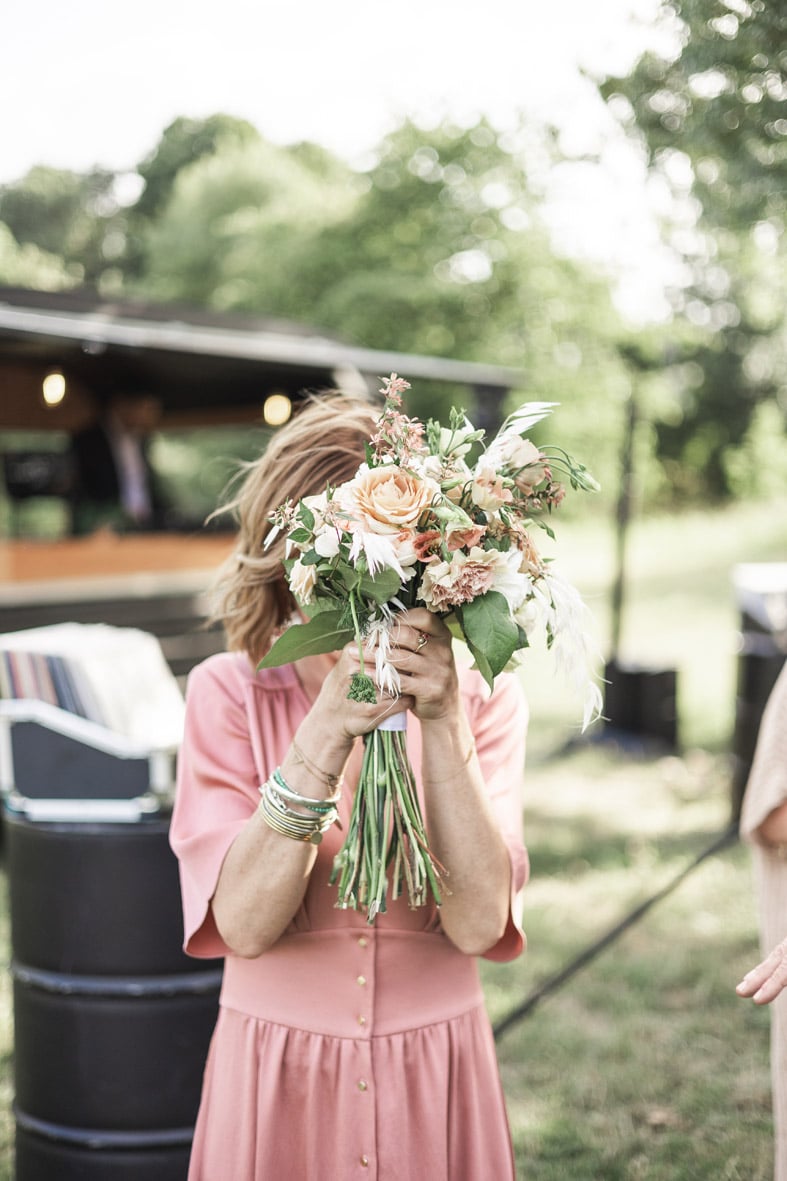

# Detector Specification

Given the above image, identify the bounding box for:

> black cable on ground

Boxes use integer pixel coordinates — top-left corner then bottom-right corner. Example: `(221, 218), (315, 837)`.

(493, 822), (739, 1041)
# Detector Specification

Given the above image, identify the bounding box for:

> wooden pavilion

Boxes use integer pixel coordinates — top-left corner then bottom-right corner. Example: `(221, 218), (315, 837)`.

(0, 286), (523, 674)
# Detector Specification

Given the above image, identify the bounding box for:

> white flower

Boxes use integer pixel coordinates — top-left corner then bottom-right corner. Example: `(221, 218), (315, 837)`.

(486, 434), (547, 489)
(525, 569), (603, 731)
(389, 530), (420, 573)
(314, 525), (342, 558)
(289, 558), (318, 605)
(470, 464), (512, 512)
(302, 491), (330, 515)
(364, 615), (401, 697)
(348, 528), (407, 580)
(437, 417), (479, 458)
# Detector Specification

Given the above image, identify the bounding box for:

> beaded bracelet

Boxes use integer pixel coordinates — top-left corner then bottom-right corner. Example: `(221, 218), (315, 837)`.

(258, 772), (339, 846)
(271, 767), (341, 815)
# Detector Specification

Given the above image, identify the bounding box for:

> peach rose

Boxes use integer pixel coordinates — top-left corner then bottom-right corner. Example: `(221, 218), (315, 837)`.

(470, 464), (513, 512)
(349, 464), (439, 535)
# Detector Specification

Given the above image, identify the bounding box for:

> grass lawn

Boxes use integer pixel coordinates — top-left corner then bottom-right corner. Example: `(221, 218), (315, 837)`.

(0, 495), (784, 1179)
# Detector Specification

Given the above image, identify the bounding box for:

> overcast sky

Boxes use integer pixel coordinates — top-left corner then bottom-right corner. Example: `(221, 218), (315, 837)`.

(2, 0), (674, 319)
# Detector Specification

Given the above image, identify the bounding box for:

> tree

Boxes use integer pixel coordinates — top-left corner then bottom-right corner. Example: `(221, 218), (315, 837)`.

(132, 136), (359, 306)
(131, 117), (630, 493)
(601, 0), (787, 499)
(134, 114), (260, 221)
(0, 223), (75, 289)
(0, 165), (123, 286)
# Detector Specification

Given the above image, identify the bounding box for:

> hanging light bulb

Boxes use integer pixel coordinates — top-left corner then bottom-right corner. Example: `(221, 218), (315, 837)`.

(263, 392), (292, 426)
(42, 370), (67, 406)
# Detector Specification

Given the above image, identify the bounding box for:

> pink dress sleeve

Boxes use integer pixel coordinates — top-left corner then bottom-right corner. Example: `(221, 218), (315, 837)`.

(465, 670), (529, 963)
(739, 661), (787, 840)
(169, 654), (260, 958)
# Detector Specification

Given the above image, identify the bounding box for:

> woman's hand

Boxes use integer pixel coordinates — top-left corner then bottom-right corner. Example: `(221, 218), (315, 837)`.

(338, 608), (459, 725)
(311, 643), (416, 741)
(737, 937), (787, 1004)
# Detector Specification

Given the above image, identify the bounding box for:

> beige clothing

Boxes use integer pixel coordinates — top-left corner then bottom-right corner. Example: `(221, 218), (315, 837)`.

(740, 661), (787, 1181)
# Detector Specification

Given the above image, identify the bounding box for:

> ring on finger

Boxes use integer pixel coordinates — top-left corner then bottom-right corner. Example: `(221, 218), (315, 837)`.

(416, 631), (429, 651)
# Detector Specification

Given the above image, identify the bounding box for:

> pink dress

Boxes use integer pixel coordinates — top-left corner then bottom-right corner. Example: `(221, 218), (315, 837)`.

(170, 652), (529, 1181)
(739, 663), (787, 1181)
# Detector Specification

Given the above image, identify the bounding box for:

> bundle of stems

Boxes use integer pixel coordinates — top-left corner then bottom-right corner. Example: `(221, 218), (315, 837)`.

(330, 723), (445, 922)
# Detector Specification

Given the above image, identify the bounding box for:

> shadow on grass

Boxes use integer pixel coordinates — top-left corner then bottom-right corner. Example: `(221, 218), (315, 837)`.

(527, 812), (736, 879)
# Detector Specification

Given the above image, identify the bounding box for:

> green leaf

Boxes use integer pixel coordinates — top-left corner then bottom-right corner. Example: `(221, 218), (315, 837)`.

(257, 609), (354, 669)
(337, 565), (361, 592)
(357, 566), (403, 604)
(298, 500), (316, 530)
(456, 591), (521, 691)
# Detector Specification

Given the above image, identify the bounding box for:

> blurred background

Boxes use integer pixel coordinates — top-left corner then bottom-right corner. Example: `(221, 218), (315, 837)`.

(1, 0), (784, 746)
(0, 1), (786, 1173)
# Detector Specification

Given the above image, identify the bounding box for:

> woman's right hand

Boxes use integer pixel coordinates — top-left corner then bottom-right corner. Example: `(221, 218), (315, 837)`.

(737, 936), (787, 1004)
(312, 642), (415, 742)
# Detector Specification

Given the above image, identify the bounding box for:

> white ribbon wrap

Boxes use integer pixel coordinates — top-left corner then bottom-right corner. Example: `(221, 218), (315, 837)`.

(377, 709), (408, 732)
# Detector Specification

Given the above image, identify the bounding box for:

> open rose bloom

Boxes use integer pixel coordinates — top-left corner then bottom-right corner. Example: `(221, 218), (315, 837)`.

(261, 375), (602, 918)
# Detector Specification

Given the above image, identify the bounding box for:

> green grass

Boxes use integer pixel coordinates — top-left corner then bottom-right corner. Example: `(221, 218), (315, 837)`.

(1, 495), (784, 1179)
(484, 747), (772, 1179)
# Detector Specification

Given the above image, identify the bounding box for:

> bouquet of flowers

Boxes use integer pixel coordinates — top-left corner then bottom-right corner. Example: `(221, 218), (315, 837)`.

(260, 374), (601, 921)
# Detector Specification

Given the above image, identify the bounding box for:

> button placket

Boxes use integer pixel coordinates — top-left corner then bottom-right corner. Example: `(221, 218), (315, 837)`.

(354, 930), (373, 1034)
(354, 931), (375, 1175)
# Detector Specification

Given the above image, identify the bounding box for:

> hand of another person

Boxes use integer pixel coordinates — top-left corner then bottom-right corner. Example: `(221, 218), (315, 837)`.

(737, 936), (787, 1004)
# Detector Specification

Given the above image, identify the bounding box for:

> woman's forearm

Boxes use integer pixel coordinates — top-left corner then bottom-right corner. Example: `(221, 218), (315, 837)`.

(211, 715), (352, 957)
(420, 713), (513, 956)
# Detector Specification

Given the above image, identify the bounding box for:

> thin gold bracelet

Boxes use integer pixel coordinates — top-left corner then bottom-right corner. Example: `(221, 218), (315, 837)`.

(423, 741), (477, 786)
(290, 739), (344, 790)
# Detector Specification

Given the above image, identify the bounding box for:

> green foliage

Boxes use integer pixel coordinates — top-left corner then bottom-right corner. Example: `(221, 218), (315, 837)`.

(132, 137), (359, 307)
(0, 108), (666, 506)
(457, 590), (523, 691)
(258, 610), (354, 669)
(0, 222), (75, 289)
(134, 114), (261, 221)
(0, 165), (124, 286)
(601, 0), (787, 500)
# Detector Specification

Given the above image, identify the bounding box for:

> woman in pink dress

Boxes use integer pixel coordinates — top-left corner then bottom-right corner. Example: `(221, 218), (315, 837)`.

(170, 395), (529, 1180)
(737, 662), (787, 1179)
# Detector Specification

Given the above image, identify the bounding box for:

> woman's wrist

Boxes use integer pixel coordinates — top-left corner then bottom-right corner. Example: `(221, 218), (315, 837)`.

(280, 721), (352, 798)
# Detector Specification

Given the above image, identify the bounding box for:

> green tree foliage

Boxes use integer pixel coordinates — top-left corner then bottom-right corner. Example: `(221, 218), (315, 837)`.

(123, 114), (261, 276)
(0, 223), (75, 289)
(133, 118), (630, 496)
(133, 136), (360, 307)
(0, 165), (124, 286)
(0, 112), (634, 503)
(602, 0), (787, 499)
(134, 114), (261, 220)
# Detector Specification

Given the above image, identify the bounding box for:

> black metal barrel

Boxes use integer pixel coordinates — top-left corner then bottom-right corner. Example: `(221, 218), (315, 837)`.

(5, 807), (221, 1181)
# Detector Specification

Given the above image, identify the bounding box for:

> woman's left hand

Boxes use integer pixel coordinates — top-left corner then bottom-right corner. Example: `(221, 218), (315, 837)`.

(367, 608), (459, 722)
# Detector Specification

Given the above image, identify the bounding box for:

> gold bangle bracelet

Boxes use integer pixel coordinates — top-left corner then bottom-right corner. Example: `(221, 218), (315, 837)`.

(257, 777), (338, 845)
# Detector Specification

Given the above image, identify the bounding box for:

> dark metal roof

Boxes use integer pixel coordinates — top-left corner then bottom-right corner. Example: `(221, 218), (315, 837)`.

(0, 286), (523, 418)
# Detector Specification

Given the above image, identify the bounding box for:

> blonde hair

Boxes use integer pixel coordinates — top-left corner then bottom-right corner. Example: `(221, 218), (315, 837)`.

(210, 393), (377, 664)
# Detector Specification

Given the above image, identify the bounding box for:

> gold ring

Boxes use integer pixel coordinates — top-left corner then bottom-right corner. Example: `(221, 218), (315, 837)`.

(416, 632), (428, 651)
